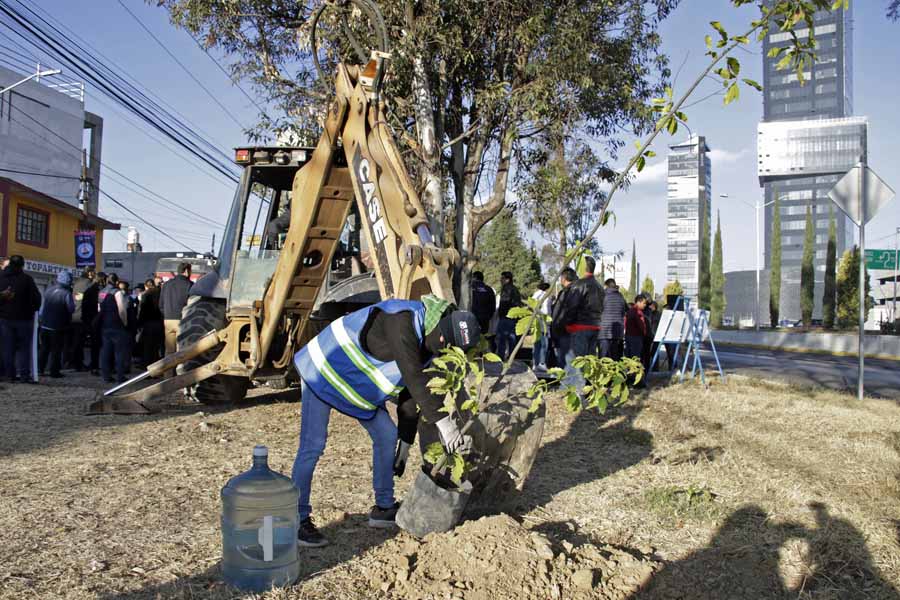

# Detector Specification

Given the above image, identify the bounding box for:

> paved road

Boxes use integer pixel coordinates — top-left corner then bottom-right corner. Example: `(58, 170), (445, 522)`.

(691, 344), (899, 400)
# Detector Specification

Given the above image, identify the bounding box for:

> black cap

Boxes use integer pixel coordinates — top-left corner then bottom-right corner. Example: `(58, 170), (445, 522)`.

(438, 310), (481, 352)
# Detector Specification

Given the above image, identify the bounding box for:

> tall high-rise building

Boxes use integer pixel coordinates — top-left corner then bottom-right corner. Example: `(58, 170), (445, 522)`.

(759, 3), (863, 321)
(666, 135), (711, 301)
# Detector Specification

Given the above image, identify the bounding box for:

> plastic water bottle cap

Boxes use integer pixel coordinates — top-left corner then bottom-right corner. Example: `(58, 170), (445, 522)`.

(253, 445), (268, 457)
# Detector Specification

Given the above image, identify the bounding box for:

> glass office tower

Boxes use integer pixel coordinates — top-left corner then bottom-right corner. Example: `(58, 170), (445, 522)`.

(667, 135), (711, 301)
(759, 2), (861, 321)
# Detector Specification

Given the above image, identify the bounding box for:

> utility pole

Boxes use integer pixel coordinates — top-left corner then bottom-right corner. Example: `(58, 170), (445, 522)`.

(894, 226), (899, 324)
(211, 233), (216, 256)
(720, 193), (774, 330)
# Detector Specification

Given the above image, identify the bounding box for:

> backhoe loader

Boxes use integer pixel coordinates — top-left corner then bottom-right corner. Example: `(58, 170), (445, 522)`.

(88, 0), (544, 513)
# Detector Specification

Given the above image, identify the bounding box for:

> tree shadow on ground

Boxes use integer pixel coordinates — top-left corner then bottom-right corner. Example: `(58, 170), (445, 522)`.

(95, 512), (397, 600)
(509, 394), (655, 516)
(632, 503), (900, 600)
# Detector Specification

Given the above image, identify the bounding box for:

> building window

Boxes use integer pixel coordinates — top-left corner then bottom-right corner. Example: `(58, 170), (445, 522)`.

(16, 205), (49, 247)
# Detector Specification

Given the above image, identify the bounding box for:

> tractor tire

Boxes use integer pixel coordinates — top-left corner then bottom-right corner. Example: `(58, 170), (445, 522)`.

(177, 297), (249, 405)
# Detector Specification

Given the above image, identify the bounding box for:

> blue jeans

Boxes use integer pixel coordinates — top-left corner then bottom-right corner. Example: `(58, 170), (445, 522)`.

(532, 333), (548, 369)
(0, 318), (34, 379)
(101, 328), (131, 381)
(625, 335), (644, 360)
(292, 383), (397, 520)
(599, 338), (623, 360)
(495, 317), (517, 360)
(562, 329), (598, 391)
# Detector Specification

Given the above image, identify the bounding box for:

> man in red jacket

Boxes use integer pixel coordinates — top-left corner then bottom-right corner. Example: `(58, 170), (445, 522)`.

(625, 294), (648, 360)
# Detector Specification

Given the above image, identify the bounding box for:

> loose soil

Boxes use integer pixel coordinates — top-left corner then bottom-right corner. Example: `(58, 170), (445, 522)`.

(1, 372), (899, 599)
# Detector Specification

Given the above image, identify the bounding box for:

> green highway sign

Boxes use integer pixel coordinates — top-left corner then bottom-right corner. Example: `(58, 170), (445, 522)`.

(865, 249), (898, 270)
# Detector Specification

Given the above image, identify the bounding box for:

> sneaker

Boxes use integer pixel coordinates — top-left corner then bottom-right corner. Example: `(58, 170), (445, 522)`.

(368, 502), (400, 529)
(298, 518), (329, 547)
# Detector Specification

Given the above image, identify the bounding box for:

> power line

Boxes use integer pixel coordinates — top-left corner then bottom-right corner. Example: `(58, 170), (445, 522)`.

(116, 0), (249, 131)
(99, 188), (198, 253)
(185, 29), (267, 115)
(6, 103), (228, 228)
(0, 1), (241, 182)
(0, 167), (79, 179)
(6, 1), (234, 151)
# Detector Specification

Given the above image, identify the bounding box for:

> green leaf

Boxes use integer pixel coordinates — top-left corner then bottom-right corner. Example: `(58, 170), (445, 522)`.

(767, 46), (784, 58)
(732, 35), (750, 44)
(724, 82), (740, 105)
(547, 367), (566, 380)
(666, 116), (678, 135)
(636, 155), (646, 172)
(506, 306), (533, 320)
(742, 78), (763, 91)
(450, 453), (466, 485)
(564, 389), (582, 413)
(726, 57), (740, 77)
(424, 442), (445, 464)
(460, 398), (478, 413)
(483, 352), (501, 363)
(776, 54), (792, 71)
(644, 150), (656, 158)
(515, 317), (533, 336)
(704, 34), (713, 49)
(710, 21), (726, 39)
(427, 377), (447, 390)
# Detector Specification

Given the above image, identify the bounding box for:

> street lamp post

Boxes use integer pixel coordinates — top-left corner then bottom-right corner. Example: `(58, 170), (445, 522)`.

(0, 65), (62, 95)
(894, 226), (899, 323)
(720, 193), (775, 331)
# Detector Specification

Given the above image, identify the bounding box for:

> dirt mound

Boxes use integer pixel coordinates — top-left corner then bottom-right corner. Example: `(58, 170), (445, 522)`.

(360, 514), (659, 600)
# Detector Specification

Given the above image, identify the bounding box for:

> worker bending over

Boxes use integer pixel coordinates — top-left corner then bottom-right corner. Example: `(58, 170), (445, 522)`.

(291, 295), (481, 547)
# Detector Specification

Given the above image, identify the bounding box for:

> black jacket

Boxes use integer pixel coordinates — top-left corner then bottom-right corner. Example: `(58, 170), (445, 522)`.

(158, 275), (192, 320)
(360, 308), (445, 439)
(599, 287), (628, 340)
(0, 265), (42, 321)
(470, 280), (496, 325)
(498, 282), (522, 320)
(138, 287), (163, 325)
(550, 285), (574, 338)
(72, 277), (95, 324)
(567, 275), (604, 327)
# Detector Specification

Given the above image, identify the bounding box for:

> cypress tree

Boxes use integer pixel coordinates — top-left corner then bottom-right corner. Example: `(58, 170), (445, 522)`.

(800, 203), (815, 327)
(770, 196), (782, 327)
(710, 211), (726, 327)
(699, 206), (711, 309)
(836, 246), (873, 329)
(823, 206), (837, 329)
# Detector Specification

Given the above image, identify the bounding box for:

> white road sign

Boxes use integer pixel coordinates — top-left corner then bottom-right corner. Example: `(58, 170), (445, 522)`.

(828, 165), (895, 226)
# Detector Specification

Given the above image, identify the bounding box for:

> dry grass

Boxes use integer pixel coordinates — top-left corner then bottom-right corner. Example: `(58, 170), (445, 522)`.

(0, 372), (898, 599)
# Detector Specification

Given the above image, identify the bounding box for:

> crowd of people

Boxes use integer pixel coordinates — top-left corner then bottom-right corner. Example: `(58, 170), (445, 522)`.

(0, 254), (194, 385)
(469, 259), (664, 387)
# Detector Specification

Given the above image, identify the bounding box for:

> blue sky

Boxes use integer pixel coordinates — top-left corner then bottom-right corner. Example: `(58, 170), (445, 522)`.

(10, 1), (900, 289)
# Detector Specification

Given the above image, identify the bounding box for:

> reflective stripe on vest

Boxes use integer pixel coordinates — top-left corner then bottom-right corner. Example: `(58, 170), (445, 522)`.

(293, 300), (425, 419)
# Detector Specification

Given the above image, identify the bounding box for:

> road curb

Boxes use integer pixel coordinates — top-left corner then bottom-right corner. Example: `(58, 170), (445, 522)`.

(713, 340), (900, 363)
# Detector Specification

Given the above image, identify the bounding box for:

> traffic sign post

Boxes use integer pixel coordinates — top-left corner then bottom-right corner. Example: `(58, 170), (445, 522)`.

(864, 249), (898, 270)
(828, 161), (896, 401)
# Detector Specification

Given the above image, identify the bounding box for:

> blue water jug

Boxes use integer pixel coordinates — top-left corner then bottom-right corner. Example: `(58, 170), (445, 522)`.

(221, 445), (300, 591)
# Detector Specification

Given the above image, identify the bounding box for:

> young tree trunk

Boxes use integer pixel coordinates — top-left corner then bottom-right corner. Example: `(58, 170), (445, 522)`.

(406, 5), (444, 246)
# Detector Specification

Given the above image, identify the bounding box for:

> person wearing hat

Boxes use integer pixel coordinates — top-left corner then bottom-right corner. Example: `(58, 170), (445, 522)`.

(291, 295), (481, 547)
(38, 271), (76, 379)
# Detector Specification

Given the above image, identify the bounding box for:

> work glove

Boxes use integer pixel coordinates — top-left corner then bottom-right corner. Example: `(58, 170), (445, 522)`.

(435, 415), (470, 454)
(393, 440), (411, 477)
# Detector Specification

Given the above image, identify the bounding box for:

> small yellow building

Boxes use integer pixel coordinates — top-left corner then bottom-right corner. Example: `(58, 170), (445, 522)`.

(0, 177), (119, 289)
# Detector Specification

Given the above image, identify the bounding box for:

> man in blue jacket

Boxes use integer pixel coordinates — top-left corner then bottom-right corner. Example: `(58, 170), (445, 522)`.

(38, 271), (75, 379)
(291, 295), (480, 547)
